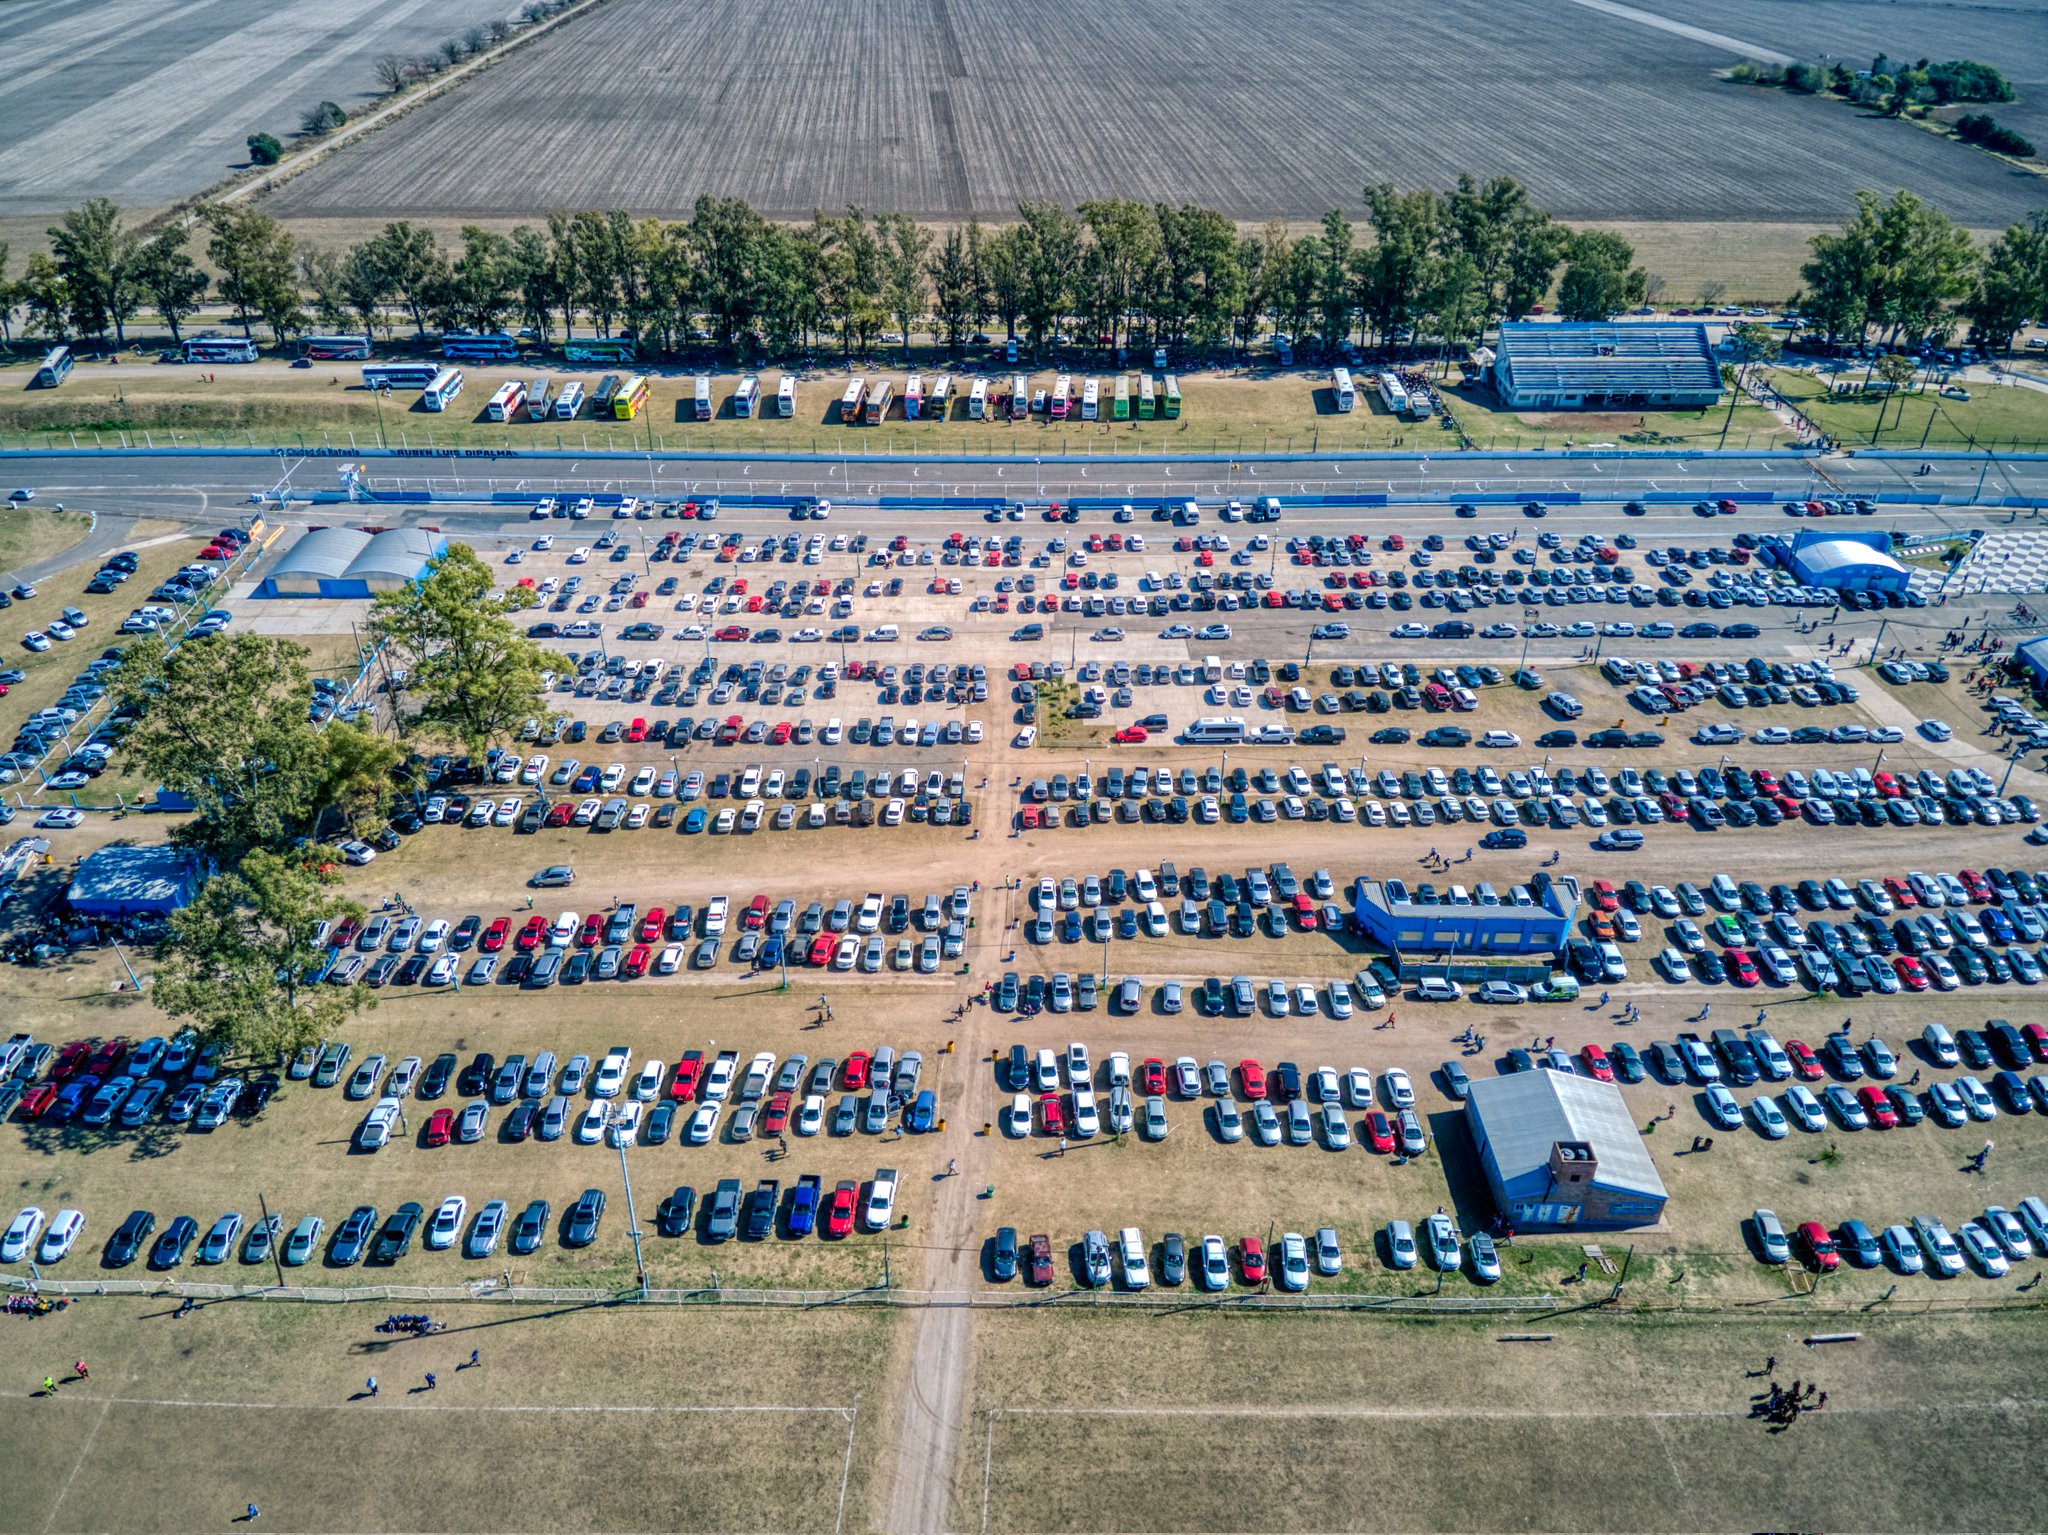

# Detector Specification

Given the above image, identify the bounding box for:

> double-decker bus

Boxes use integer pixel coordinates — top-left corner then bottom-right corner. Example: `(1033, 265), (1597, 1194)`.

(775, 376), (796, 417)
(421, 368), (465, 411)
(301, 334), (371, 361)
(591, 374), (622, 414)
(182, 336), (258, 364)
(32, 346), (73, 388)
(441, 332), (519, 362)
(612, 375), (649, 420)
(362, 361), (440, 391)
(553, 381), (586, 419)
(562, 336), (636, 364)
(525, 378), (554, 421)
(862, 379), (894, 424)
(733, 376), (760, 418)
(486, 380), (527, 421)
(839, 378), (866, 423)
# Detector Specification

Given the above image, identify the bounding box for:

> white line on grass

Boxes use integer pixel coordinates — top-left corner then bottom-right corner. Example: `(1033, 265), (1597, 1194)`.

(995, 1399), (2048, 1421)
(981, 1410), (998, 1534)
(40, 1392), (112, 1535)
(833, 1395), (861, 1535)
(65, 1393), (857, 1417)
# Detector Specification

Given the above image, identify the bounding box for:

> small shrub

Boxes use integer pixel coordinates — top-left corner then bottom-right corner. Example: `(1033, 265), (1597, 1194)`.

(1927, 59), (2014, 103)
(246, 132), (283, 166)
(298, 100), (347, 136)
(1784, 62), (1827, 93)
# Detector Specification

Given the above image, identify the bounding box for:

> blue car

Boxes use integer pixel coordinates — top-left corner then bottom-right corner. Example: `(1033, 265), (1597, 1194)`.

(759, 935), (784, 969)
(787, 1174), (820, 1236)
(905, 1088), (937, 1132)
(682, 807), (707, 834)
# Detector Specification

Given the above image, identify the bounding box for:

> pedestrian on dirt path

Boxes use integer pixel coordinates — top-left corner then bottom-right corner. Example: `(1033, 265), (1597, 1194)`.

(244, 1505), (259, 1524)
(367, 1377), (378, 1397)
(947, 1158), (957, 1176)
(1057, 1136), (1067, 1157)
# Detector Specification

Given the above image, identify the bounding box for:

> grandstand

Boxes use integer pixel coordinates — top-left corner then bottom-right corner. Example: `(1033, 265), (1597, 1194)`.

(1489, 323), (1722, 410)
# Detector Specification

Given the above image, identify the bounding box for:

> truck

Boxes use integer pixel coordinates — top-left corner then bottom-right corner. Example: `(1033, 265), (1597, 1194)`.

(1675, 1032), (1721, 1083)
(788, 1173), (821, 1236)
(743, 1179), (779, 1240)
(1027, 1232), (1054, 1285)
(1710, 1028), (1760, 1086)
(706, 1178), (742, 1241)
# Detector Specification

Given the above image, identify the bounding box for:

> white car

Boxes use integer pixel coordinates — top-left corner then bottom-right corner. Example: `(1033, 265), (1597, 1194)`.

(1014, 725), (1038, 747)
(592, 1047), (632, 1098)
(1, 1206), (46, 1263)
(424, 1195), (467, 1250)
(633, 1059), (665, 1101)
(1198, 1234), (1231, 1291)
(356, 1097), (402, 1151)
(1003, 1093), (1032, 1137)
(1381, 1068), (1415, 1108)
(35, 808), (83, 829)
(575, 1101), (610, 1143)
(37, 1208), (85, 1263)
(1919, 719), (1953, 742)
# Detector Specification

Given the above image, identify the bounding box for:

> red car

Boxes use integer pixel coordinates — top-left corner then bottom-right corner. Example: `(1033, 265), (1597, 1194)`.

(1587, 880), (1619, 913)
(638, 907), (666, 943)
(807, 934), (836, 966)
(1138, 1058), (1167, 1096)
(16, 1084), (57, 1119)
(1362, 1110), (1396, 1153)
(824, 1180), (858, 1238)
(670, 1052), (703, 1100)
(480, 917), (511, 953)
(1958, 868), (1992, 903)
(1726, 949), (1761, 987)
(622, 945), (651, 978)
(2022, 1022), (2048, 1064)
(1796, 1220), (1840, 1272)
(762, 1092), (792, 1135)
(626, 718), (648, 743)
(769, 722), (793, 745)
(51, 1041), (91, 1080)
(743, 895), (770, 931)
(424, 1108), (455, 1147)
(1111, 727), (1148, 745)
(577, 913), (604, 948)
(1883, 876), (1916, 908)
(1039, 1094), (1065, 1135)
(544, 802), (575, 828)
(1025, 1232), (1054, 1285)
(1785, 1039), (1823, 1080)
(1579, 1044), (1614, 1082)
(515, 915), (549, 952)
(1894, 955), (1930, 991)
(330, 917), (360, 948)
(1857, 1085), (1897, 1129)
(1238, 1236), (1267, 1284)
(87, 1039), (128, 1076)
(1236, 1059), (1267, 1099)
(713, 625), (748, 642)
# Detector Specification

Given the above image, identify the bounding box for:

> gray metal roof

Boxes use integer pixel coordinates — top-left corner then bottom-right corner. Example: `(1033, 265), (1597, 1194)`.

(1793, 539), (1907, 578)
(66, 844), (201, 915)
(269, 527), (373, 582)
(1466, 1070), (1667, 1200)
(345, 528), (444, 584)
(1495, 323), (1720, 395)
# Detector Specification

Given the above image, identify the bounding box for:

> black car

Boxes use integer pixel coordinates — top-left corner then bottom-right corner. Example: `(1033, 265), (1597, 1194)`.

(1159, 1232), (1187, 1286)
(457, 1052), (495, 1097)
(706, 1179), (743, 1241)
(509, 1200), (550, 1255)
(329, 1204), (378, 1265)
(148, 1215), (199, 1270)
(657, 1185), (697, 1238)
(504, 1102), (537, 1141)
(104, 1209), (154, 1267)
(369, 1202), (422, 1265)
(420, 1053), (457, 1100)
(991, 1225), (1019, 1281)
(237, 1071), (280, 1115)
(742, 1181), (778, 1240)
(563, 1188), (606, 1247)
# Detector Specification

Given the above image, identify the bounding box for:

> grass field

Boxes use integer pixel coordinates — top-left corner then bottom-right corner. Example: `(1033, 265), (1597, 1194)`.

(0, 507), (92, 574)
(261, 0), (2038, 228)
(1772, 367), (2048, 451)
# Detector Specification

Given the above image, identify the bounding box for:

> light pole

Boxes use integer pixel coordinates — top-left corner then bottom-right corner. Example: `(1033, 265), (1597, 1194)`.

(616, 1138), (649, 1298)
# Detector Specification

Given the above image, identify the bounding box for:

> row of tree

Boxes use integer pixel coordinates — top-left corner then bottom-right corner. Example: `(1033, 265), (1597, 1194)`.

(4, 188), (2044, 366)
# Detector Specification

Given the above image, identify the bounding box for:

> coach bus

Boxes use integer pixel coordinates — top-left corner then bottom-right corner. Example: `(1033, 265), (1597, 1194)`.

(525, 378), (554, 421)
(690, 375), (712, 421)
(903, 374), (923, 421)
(1007, 375), (1028, 419)
(32, 346), (74, 388)
(1138, 374), (1156, 418)
(182, 335), (258, 364)
(1079, 377), (1099, 421)
(421, 368), (466, 412)
(1377, 371), (1408, 416)
(553, 381), (586, 420)
(1048, 374), (1071, 421)
(840, 378), (866, 423)
(1113, 375), (1131, 421)
(926, 375), (950, 420)
(1162, 376), (1181, 418)
(967, 378), (989, 419)
(613, 375), (650, 420)
(776, 376), (796, 417)
(733, 375), (759, 418)
(486, 380), (526, 421)
(563, 336), (636, 364)
(591, 374), (622, 414)
(362, 360), (440, 391)
(863, 379), (894, 424)
(442, 332), (519, 363)
(301, 334), (372, 361)
(1332, 368), (1356, 413)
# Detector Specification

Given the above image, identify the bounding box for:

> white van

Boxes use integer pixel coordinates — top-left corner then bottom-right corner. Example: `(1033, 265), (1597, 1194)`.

(1117, 1227), (1150, 1289)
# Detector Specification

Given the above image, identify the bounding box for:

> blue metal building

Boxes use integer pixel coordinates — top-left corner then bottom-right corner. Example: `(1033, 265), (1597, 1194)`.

(1464, 1071), (1669, 1230)
(1349, 873), (1578, 958)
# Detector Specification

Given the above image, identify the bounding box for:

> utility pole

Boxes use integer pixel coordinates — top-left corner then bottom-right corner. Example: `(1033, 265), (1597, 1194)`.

(616, 1139), (649, 1298)
(257, 1191), (286, 1289)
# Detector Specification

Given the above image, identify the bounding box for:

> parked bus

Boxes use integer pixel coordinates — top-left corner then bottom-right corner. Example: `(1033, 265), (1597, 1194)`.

(1049, 374), (1071, 420)
(441, 331), (519, 362)
(301, 334), (371, 361)
(525, 378), (554, 421)
(422, 368), (466, 412)
(1332, 368), (1356, 413)
(553, 381), (586, 420)
(776, 376), (796, 417)
(1080, 378), (1099, 421)
(839, 378), (865, 423)
(1406, 381), (1433, 420)
(32, 346), (74, 388)
(1113, 375), (1131, 420)
(693, 375), (713, 421)
(1162, 376), (1182, 418)
(903, 373), (923, 421)
(1138, 374), (1156, 418)
(733, 376), (760, 418)
(562, 336), (637, 364)
(1007, 374), (1028, 418)
(1377, 371), (1409, 415)
(485, 380), (527, 421)
(591, 374), (622, 414)
(613, 375), (650, 420)
(926, 375), (950, 419)
(967, 378), (989, 419)
(863, 379), (894, 424)
(362, 360), (440, 391)
(182, 335), (258, 364)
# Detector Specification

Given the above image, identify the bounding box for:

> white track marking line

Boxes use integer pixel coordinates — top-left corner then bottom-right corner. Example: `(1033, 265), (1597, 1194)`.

(833, 1396), (861, 1535)
(981, 1410), (997, 1534)
(63, 1393), (854, 1416)
(995, 1398), (2048, 1419)
(40, 1391), (112, 1535)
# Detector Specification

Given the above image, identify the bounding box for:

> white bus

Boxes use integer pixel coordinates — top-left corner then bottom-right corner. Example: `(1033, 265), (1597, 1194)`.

(1183, 716), (1248, 744)
(967, 378), (989, 419)
(925, 375), (950, 419)
(441, 332), (519, 362)
(693, 375), (713, 421)
(776, 376), (796, 417)
(525, 378), (554, 421)
(485, 380), (526, 421)
(1008, 374), (1028, 419)
(1080, 377), (1100, 420)
(301, 334), (372, 361)
(33, 347), (75, 388)
(553, 380), (586, 419)
(1406, 381), (1433, 420)
(422, 368), (465, 411)
(1332, 368), (1356, 413)
(903, 373), (923, 421)
(1377, 371), (1409, 415)
(733, 376), (760, 418)
(1049, 373), (1072, 420)
(182, 335), (258, 364)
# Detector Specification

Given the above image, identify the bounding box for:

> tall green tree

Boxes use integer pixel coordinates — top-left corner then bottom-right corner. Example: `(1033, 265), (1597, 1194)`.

(368, 545), (548, 753)
(1230, 222), (1288, 357)
(1804, 189), (1979, 351)
(1962, 214), (2047, 355)
(49, 197), (139, 343)
(878, 213), (931, 361)
(927, 227), (979, 353)
(689, 195), (771, 352)
(130, 226), (209, 343)
(1017, 199), (1082, 349)
(1358, 184), (1441, 348)
(365, 220), (446, 336)
(1554, 230), (1647, 321)
(448, 225), (517, 330)
(202, 205), (300, 340)
(982, 223), (1030, 344)
(17, 254), (69, 340)
(153, 847), (372, 1066)
(1079, 199), (1158, 354)
(1315, 210), (1355, 351)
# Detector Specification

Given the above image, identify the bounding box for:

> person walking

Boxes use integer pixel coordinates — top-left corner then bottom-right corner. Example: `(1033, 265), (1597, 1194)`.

(42, 1376), (56, 1396)
(73, 1360), (87, 1381)
(1056, 1135), (1067, 1158)
(245, 1505), (259, 1524)
(1764, 1355), (1777, 1376)
(424, 1372), (436, 1391)
(468, 1349), (479, 1369)
(1976, 1140), (1995, 1171)
(367, 1377), (378, 1397)
(946, 1157), (957, 1177)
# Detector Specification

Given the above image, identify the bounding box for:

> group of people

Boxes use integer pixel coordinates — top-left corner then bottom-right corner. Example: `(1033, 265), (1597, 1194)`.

(374, 1314), (445, 1335)
(1420, 847), (1474, 871)
(1756, 1377), (1826, 1430)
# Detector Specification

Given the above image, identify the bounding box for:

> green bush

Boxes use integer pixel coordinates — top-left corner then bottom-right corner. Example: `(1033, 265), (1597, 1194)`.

(246, 132), (283, 166)
(1956, 112), (2036, 157)
(1926, 59), (2014, 103)
(1784, 62), (1827, 93)
(298, 100), (347, 136)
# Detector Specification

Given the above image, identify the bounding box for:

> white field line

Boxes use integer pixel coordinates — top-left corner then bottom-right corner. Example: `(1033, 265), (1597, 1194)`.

(833, 1395), (861, 1535)
(39, 1392), (112, 1535)
(981, 1411), (998, 1534)
(1561, 0), (1794, 66)
(59, 1392), (857, 1416)
(992, 1398), (2048, 1420)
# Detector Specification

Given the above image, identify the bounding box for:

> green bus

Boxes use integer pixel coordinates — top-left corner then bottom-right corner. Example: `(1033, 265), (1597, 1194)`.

(1113, 375), (1131, 421)
(564, 336), (637, 364)
(1162, 376), (1182, 418)
(1138, 375), (1156, 419)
